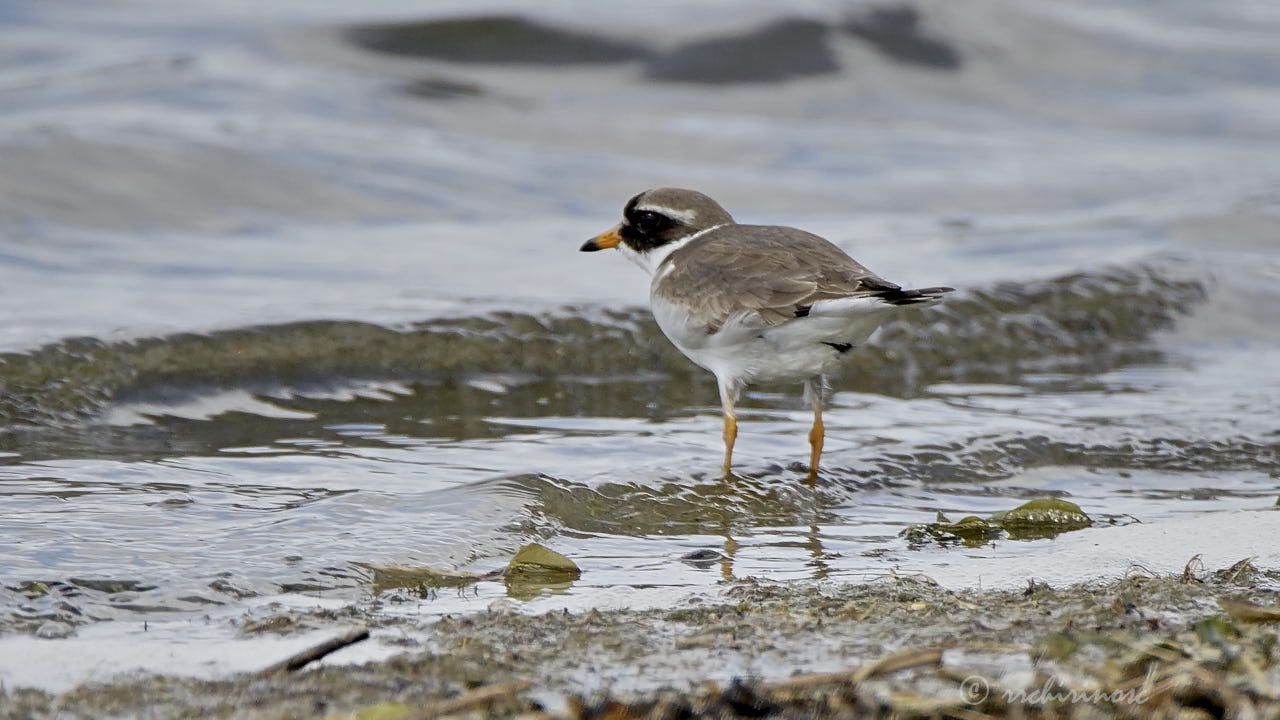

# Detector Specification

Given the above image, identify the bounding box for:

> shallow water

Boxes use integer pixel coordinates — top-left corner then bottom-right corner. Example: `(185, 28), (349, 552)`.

(1, 0), (1279, 690)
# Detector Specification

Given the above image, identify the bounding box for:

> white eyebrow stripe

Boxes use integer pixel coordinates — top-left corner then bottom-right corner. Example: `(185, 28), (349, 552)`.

(636, 205), (697, 224)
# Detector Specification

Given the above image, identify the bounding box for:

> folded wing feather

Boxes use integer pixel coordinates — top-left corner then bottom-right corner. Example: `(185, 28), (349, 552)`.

(654, 225), (904, 332)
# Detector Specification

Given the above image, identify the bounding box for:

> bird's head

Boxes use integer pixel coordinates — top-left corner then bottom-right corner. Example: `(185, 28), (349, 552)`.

(581, 188), (734, 273)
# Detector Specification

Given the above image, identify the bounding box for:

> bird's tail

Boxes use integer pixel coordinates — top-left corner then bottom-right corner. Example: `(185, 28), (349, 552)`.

(871, 286), (955, 306)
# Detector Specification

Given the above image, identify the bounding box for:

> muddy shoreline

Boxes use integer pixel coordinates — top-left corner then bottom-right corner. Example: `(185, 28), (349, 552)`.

(4, 561), (1277, 719)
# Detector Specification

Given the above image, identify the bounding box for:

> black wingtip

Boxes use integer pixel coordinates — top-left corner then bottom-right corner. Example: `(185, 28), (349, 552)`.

(872, 286), (955, 306)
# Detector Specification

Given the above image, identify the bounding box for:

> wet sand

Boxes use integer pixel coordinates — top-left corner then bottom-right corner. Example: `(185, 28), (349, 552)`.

(4, 560), (1277, 719)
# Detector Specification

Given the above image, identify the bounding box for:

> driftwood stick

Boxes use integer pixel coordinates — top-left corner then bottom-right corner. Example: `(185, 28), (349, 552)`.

(258, 626), (370, 675)
(765, 646), (945, 692)
(853, 646), (945, 683)
(407, 679), (534, 719)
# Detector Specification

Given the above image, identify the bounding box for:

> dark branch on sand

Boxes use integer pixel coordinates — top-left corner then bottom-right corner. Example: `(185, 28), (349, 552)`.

(257, 626), (370, 675)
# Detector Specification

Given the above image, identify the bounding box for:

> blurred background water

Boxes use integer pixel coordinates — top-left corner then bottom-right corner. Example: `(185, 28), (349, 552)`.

(1, 0), (1279, 689)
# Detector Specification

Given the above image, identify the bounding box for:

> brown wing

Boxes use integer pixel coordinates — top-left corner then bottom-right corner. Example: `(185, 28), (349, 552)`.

(654, 224), (900, 331)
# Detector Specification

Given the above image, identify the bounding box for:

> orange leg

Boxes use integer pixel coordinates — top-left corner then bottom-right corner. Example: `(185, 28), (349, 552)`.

(722, 411), (738, 476)
(718, 379), (740, 476)
(807, 402), (824, 483)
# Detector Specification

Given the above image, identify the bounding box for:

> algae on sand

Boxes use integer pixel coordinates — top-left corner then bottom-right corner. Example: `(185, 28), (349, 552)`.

(365, 564), (487, 596)
(504, 543), (581, 600)
(904, 497), (1092, 546)
(361, 543), (581, 600)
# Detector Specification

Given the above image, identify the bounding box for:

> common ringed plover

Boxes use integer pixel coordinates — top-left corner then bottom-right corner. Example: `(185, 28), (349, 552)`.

(581, 188), (952, 481)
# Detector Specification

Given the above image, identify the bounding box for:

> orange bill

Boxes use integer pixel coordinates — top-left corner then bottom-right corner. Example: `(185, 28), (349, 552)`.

(580, 224), (623, 252)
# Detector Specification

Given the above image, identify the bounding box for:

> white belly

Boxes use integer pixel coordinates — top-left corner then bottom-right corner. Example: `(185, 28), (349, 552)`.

(650, 293), (893, 386)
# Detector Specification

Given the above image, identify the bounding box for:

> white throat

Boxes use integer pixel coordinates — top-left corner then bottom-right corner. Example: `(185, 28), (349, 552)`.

(617, 224), (727, 276)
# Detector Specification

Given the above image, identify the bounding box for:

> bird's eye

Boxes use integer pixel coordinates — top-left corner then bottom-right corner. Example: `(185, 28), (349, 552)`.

(632, 211), (664, 234)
